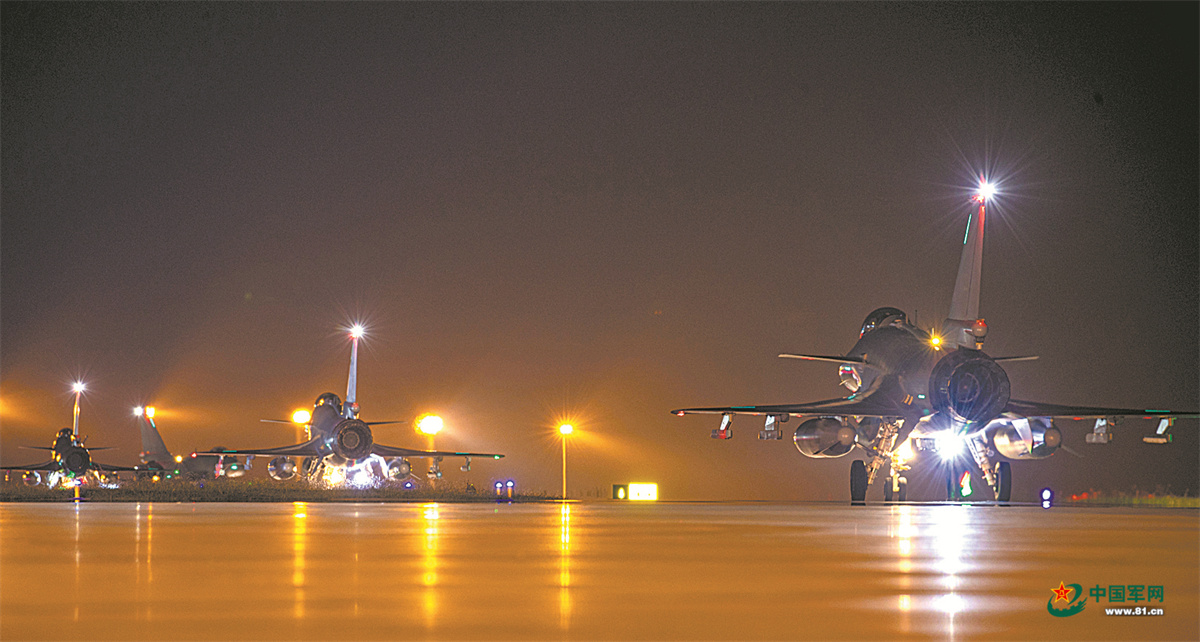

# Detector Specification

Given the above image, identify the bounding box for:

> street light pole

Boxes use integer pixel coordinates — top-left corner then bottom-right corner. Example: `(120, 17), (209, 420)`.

(558, 424), (574, 500)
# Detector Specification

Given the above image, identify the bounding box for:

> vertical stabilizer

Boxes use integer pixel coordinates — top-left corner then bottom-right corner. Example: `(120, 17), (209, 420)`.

(945, 194), (987, 347)
(345, 334), (359, 417)
(138, 416), (173, 465)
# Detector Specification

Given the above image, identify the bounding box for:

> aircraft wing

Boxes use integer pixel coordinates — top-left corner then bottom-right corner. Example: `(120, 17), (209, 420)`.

(371, 443), (504, 460)
(1004, 399), (1199, 419)
(198, 437), (326, 458)
(90, 461), (140, 472)
(672, 377), (912, 418)
(0, 460), (60, 472)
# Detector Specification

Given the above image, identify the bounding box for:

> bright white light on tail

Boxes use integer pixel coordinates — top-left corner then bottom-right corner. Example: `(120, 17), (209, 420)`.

(349, 324), (365, 339)
(72, 382), (86, 394)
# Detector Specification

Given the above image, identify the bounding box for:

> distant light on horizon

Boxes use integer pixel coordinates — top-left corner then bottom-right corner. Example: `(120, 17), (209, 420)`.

(417, 414), (443, 436)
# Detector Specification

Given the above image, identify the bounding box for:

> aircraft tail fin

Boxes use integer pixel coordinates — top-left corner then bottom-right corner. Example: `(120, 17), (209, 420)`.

(138, 416), (173, 465)
(946, 187), (988, 346)
(345, 334), (359, 416)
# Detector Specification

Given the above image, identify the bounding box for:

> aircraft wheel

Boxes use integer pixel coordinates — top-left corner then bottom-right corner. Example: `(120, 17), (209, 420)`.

(884, 479), (894, 503)
(897, 477), (908, 502)
(994, 461), (1012, 503)
(849, 460), (868, 505)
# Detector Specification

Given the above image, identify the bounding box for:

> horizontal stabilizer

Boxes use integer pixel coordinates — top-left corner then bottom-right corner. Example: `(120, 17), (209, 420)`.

(778, 353), (871, 366)
(372, 442), (504, 460)
(0, 460), (59, 472)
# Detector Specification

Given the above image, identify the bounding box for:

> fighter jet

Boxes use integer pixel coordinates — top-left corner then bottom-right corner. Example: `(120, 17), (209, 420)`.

(672, 179), (1196, 503)
(132, 406), (247, 480)
(1, 383), (136, 486)
(201, 325), (503, 486)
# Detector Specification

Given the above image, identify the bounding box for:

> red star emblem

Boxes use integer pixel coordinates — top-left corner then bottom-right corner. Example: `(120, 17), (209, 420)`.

(1052, 581), (1073, 603)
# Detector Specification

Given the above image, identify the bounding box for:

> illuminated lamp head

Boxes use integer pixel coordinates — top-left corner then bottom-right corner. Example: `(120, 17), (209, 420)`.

(558, 423), (574, 436)
(417, 414), (444, 436)
(930, 334), (943, 349)
(292, 409), (312, 424)
(133, 407), (143, 417)
(145, 406), (155, 419)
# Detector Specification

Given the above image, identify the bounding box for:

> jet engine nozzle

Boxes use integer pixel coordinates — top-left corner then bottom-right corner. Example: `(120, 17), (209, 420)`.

(929, 349), (1010, 425)
(332, 419), (374, 461)
(60, 446), (91, 475)
(793, 417), (856, 458)
(267, 456), (297, 481)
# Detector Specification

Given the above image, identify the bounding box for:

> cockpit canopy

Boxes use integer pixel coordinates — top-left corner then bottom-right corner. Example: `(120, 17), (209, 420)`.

(859, 307), (908, 338)
(314, 392), (343, 414)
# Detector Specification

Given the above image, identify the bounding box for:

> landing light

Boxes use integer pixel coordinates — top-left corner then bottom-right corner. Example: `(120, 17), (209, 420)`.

(894, 440), (915, 464)
(174, 455), (183, 463)
(935, 432), (965, 460)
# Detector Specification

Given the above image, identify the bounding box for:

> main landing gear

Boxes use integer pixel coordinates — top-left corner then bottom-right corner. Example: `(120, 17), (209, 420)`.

(946, 438), (1012, 502)
(849, 418), (910, 505)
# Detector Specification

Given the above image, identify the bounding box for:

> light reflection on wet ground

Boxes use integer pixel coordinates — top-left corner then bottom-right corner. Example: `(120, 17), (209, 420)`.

(1, 501), (1195, 640)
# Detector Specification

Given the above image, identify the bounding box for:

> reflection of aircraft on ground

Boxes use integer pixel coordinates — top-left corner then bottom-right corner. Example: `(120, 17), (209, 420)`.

(2, 383), (135, 486)
(673, 180), (1196, 503)
(133, 406), (247, 480)
(202, 325), (504, 486)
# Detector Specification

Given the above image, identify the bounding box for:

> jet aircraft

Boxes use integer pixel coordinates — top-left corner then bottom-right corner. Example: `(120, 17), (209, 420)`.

(1, 383), (136, 486)
(132, 406), (247, 480)
(202, 325), (503, 485)
(672, 180), (1196, 503)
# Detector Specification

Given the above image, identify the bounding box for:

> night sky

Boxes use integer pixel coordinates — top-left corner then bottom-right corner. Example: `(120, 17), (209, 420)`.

(3, 2), (1196, 501)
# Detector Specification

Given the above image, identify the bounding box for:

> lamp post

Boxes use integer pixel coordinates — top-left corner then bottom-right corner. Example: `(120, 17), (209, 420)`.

(558, 423), (574, 500)
(418, 414), (444, 482)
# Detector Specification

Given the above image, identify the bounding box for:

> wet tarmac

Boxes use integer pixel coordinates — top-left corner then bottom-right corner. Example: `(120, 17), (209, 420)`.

(1, 501), (1195, 641)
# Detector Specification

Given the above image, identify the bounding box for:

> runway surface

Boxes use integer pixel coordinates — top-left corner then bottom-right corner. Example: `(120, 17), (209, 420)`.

(1, 501), (1196, 641)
